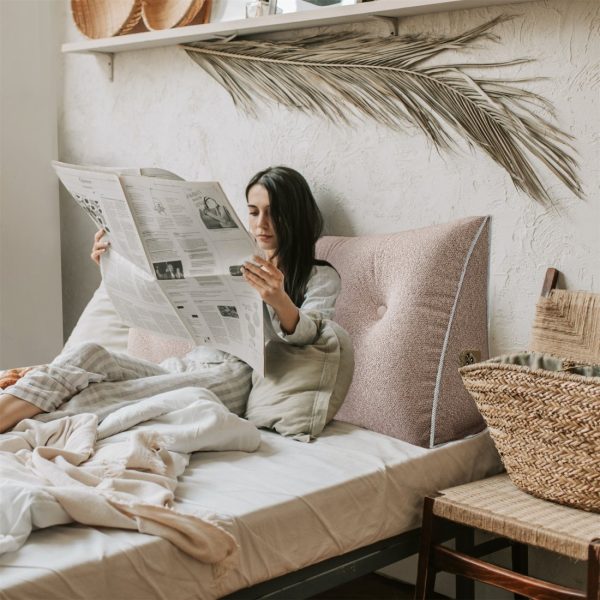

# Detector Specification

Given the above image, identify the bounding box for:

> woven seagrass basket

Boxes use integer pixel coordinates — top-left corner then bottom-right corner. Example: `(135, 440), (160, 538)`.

(460, 353), (600, 513)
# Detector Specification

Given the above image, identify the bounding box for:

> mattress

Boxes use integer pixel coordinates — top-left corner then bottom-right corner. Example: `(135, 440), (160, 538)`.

(0, 421), (502, 600)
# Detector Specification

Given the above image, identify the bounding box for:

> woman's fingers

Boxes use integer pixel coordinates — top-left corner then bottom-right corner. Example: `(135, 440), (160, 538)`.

(251, 255), (278, 275)
(242, 262), (269, 285)
(242, 270), (270, 295)
(90, 234), (110, 265)
(245, 257), (282, 281)
(242, 261), (264, 276)
(251, 255), (268, 266)
(242, 257), (286, 306)
(243, 262), (280, 289)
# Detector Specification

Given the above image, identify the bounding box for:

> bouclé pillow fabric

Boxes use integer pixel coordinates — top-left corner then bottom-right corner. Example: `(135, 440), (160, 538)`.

(127, 328), (195, 364)
(316, 216), (490, 448)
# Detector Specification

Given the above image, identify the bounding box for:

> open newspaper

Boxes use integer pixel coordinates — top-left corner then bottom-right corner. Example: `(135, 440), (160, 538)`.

(52, 161), (265, 375)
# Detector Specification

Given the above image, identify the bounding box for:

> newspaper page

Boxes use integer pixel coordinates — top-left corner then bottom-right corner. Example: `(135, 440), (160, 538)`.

(52, 162), (152, 276)
(53, 162), (265, 374)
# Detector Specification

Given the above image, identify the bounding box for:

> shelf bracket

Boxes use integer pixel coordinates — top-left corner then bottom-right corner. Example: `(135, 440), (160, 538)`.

(91, 52), (115, 81)
(372, 16), (400, 36)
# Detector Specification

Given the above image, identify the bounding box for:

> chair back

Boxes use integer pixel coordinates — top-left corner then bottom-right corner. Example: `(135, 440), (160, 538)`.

(530, 268), (600, 364)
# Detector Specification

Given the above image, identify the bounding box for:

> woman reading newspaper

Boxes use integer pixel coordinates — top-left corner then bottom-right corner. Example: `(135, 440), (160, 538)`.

(0, 166), (341, 432)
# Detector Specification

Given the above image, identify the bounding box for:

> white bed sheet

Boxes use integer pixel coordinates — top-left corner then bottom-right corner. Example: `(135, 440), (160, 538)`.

(0, 421), (502, 600)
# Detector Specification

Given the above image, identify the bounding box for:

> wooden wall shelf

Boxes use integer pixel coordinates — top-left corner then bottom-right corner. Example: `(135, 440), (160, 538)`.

(62, 0), (533, 55)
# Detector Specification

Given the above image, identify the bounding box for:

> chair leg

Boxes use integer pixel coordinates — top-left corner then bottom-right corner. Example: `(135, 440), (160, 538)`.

(415, 496), (438, 600)
(511, 541), (528, 600)
(588, 539), (600, 600)
(455, 528), (475, 600)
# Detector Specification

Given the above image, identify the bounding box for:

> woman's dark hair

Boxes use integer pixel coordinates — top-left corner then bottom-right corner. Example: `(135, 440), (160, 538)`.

(246, 166), (326, 306)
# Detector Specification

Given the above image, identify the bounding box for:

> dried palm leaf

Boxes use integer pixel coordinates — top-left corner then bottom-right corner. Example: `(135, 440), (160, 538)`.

(183, 17), (582, 203)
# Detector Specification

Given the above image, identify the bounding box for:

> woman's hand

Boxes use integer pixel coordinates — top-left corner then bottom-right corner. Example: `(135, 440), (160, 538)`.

(242, 256), (286, 306)
(242, 256), (300, 334)
(91, 229), (110, 265)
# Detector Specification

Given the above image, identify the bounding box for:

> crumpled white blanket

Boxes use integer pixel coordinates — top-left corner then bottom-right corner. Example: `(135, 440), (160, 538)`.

(0, 386), (261, 569)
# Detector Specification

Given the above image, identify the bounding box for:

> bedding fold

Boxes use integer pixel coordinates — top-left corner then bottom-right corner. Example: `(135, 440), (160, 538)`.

(0, 386), (260, 566)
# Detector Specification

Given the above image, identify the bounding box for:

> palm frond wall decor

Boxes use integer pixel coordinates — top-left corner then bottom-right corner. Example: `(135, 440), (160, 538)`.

(183, 17), (583, 204)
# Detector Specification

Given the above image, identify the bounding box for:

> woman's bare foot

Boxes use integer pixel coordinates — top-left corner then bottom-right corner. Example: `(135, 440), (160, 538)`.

(0, 393), (43, 433)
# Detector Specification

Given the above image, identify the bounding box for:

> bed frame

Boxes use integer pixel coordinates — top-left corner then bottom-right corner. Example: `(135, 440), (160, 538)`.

(223, 530), (421, 599)
(224, 522), (463, 599)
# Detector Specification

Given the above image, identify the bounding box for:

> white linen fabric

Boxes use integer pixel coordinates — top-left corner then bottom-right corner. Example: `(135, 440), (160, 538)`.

(0, 386), (260, 564)
(0, 422), (502, 600)
(63, 282), (130, 354)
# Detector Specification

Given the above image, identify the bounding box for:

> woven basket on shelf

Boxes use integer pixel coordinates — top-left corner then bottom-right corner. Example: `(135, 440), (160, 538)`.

(460, 352), (600, 513)
(71, 0), (144, 39)
(142, 0), (209, 30)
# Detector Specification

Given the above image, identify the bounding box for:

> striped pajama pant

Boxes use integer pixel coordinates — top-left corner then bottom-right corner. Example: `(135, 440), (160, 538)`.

(3, 343), (253, 420)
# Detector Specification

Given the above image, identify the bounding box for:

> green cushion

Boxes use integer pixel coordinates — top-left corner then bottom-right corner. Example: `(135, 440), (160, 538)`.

(245, 320), (354, 441)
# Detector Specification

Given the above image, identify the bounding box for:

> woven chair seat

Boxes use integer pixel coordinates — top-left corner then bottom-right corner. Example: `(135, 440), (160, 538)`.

(433, 474), (600, 561)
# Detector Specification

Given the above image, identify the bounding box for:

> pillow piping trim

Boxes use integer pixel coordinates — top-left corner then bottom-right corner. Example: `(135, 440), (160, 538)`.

(429, 217), (489, 448)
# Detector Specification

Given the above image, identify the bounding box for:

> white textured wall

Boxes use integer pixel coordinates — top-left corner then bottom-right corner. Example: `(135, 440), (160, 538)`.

(0, 0), (63, 368)
(60, 0), (599, 352)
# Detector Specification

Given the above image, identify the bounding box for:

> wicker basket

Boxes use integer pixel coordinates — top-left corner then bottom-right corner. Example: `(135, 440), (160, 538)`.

(460, 352), (600, 513)
(71, 0), (144, 39)
(142, 0), (208, 30)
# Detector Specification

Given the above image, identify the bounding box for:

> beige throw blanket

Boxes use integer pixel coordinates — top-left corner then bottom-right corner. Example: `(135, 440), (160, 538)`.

(0, 386), (260, 570)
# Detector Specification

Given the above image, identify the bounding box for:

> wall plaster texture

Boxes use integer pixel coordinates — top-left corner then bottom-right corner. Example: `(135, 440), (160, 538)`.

(59, 0), (599, 356)
(56, 0), (597, 593)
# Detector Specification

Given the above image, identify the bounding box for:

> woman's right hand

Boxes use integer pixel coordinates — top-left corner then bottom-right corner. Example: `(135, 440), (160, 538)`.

(91, 229), (110, 265)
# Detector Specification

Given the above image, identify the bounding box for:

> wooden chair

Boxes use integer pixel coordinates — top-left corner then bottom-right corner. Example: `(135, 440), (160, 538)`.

(414, 268), (600, 599)
(414, 474), (600, 599)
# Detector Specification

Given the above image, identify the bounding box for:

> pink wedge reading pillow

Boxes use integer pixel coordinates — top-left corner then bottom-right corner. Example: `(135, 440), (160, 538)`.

(316, 216), (489, 448)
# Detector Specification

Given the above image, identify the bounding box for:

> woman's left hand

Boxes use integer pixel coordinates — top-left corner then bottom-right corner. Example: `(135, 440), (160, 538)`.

(242, 256), (286, 308)
(242, 256), (300, 335)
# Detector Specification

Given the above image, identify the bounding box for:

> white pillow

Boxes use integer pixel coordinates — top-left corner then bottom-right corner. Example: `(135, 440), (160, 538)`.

(63, 282), (130, 354)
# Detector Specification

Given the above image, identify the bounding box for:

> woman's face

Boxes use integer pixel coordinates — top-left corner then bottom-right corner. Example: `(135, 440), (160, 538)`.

(247, 184), (277, 256)
(204, 197), (218, 210)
